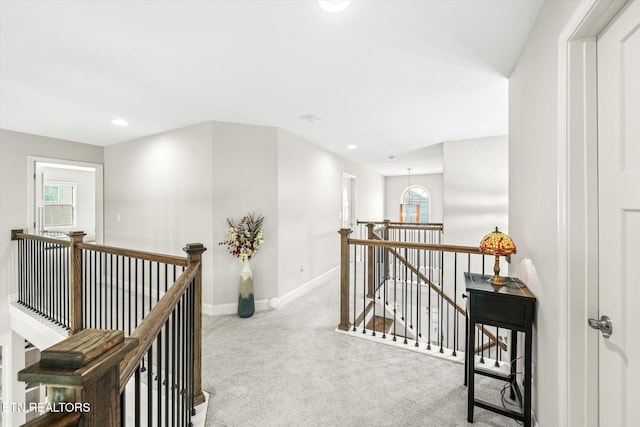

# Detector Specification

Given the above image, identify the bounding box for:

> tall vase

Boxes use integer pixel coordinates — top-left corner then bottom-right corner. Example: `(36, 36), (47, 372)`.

(238, 260), (255, 318)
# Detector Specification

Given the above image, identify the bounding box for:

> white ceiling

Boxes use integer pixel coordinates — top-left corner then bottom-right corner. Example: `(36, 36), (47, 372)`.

(0, 0), (543, 176)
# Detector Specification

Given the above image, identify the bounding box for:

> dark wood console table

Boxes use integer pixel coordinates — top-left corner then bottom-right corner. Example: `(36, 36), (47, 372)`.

(465, 272), (536, 427)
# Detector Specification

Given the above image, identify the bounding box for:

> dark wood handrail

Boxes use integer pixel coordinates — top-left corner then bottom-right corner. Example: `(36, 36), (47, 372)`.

(119, 261), (200, 393)
(347, 238), (482, 255)
(11, 230), (71, 246)
(357, 220), (444, 229)
(77, 242), (188, 267)
(11, 231), (188, 266)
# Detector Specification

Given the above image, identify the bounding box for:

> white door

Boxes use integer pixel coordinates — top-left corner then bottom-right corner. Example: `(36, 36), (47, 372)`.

(341, 173), (356, 230)
(597, 1), (640, 424)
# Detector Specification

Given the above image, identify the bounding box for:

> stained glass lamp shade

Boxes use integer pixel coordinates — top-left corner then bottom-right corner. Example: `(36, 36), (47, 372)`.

(479, 227), (517, 285)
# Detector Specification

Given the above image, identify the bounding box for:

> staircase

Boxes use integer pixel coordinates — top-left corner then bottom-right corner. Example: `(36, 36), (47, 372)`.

(337, 221), (510, 371)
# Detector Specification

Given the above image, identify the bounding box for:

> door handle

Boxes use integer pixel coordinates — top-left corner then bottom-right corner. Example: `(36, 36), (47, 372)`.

(588, 315), (612, 338)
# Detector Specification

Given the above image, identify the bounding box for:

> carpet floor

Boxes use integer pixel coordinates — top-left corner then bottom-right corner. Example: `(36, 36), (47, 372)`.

(201, 271), (521, 427)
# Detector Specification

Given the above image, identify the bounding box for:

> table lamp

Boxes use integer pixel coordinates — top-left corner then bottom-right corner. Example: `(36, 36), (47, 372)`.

(479, 227), (517, 286)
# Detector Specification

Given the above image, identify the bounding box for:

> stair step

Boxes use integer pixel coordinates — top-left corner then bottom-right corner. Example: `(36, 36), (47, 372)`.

(365, 315), (394, 334)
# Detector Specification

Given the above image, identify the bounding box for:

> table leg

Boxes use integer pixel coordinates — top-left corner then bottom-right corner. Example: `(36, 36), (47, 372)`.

(510, 330), (517, 401)
(467, 318), (475, 422)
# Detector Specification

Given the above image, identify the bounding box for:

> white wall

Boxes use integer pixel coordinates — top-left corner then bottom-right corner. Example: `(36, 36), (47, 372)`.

(509, 1), (581, 425)
(384, 173), (443, 223)
(104, 122), (219, 312)
(276, 130), (384, 298)
(211, 121), (279, 310)
(442, 135), (508, 247)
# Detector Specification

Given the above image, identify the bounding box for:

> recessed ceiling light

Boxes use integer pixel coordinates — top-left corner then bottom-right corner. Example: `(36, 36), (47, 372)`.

(111, 118), (129, 127)
(299, 114), (322, 123)
(347, 144), (358, 150)
(318, 0), (351, 13)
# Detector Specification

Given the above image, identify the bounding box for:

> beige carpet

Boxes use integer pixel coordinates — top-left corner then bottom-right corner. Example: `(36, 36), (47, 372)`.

(201, 271), (521, 427)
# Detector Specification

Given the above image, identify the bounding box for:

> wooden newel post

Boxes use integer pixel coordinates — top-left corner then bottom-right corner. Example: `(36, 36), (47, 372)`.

(338, 229), (352, 331)
(183, 243), (207, 409)
(367, 223), (375, 298)
(68, 231), (86, 335)
(18, 329), (137, 427)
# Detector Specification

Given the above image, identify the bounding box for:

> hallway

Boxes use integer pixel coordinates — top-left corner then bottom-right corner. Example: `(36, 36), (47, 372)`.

(201, 271), (519, 426)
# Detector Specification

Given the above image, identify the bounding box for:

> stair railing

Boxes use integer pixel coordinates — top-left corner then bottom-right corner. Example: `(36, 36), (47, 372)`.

(339, 222), (507, 365)
(10, 229), (206, 425)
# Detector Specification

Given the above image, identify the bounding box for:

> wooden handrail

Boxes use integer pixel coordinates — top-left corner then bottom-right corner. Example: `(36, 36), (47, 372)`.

(357, 220), (444, 229)
(11, 231), (189, 266)
(347, 238), (482, 255)
(11, 230), (71, 246)
(119, 261), (200, 392)
(77, 242), (188, 267)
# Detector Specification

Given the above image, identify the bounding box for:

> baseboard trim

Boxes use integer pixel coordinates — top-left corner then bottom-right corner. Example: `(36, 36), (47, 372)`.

(203, 266), (339, 316)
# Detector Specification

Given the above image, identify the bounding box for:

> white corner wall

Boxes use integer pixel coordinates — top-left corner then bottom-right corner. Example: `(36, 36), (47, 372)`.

(442, 135), (508, 246)
(384, 174), (444, 223)
(509, 1), (581, 426)
(211, 121), (279, 310)
(277, 129), (384, 299)
(103, 121), (281, 314)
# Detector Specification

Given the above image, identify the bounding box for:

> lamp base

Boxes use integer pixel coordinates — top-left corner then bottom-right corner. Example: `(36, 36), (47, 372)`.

(487, 275), (507, 286)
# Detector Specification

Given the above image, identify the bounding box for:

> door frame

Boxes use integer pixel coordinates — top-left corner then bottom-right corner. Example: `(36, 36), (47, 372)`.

(27, 156), (104, 244)
(557, 0), (627, 425)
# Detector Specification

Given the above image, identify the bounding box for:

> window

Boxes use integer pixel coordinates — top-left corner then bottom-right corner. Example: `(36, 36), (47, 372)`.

(43, 182), (75, 227)
(401, 185), (430, 223)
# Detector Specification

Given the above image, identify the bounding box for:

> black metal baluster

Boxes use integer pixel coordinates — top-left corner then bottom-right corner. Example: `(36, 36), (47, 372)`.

(453, 253), (458, 357)
(99, 251), (104, 328)
(382, 248), (387, 340)
(110, 253), (114, 329)
(148, 261), (152, 317)
(157, 318), (163, 427)
(362, 246), (367, 335)
(142, 260), (146, 326)
(403, 247), (408, 344)
(393, 250), (397, 342)
(371, 246), (376, 337)
(120, 390), (126, 426)
(135, 259), (139, 330)
(495, 327), (500, 367)
(164, 302), (170, 425)
(427, 249), (432, 350)
(172, 304), (177, 426)
(415, 244), (421, 347)
(93, 250), (97, 328)
(135, 365), (141, 427)
(439, 250), (444, 353)
(352, 246), (357, 332)
(116, 255), (120, 330)
(147, 343), (153, 426)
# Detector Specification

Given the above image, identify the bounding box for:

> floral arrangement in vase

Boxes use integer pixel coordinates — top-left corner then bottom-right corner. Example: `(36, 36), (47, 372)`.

(219, 212), (265, 263)
(219, 212), (264, 318)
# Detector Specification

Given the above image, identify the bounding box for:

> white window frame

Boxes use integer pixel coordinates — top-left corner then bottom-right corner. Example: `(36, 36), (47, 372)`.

(42, 180), (77, 228)
(400, 185), (431, 223)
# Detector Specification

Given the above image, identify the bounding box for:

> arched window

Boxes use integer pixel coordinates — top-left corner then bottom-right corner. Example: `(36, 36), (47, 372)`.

(400, 185), (430, 223)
